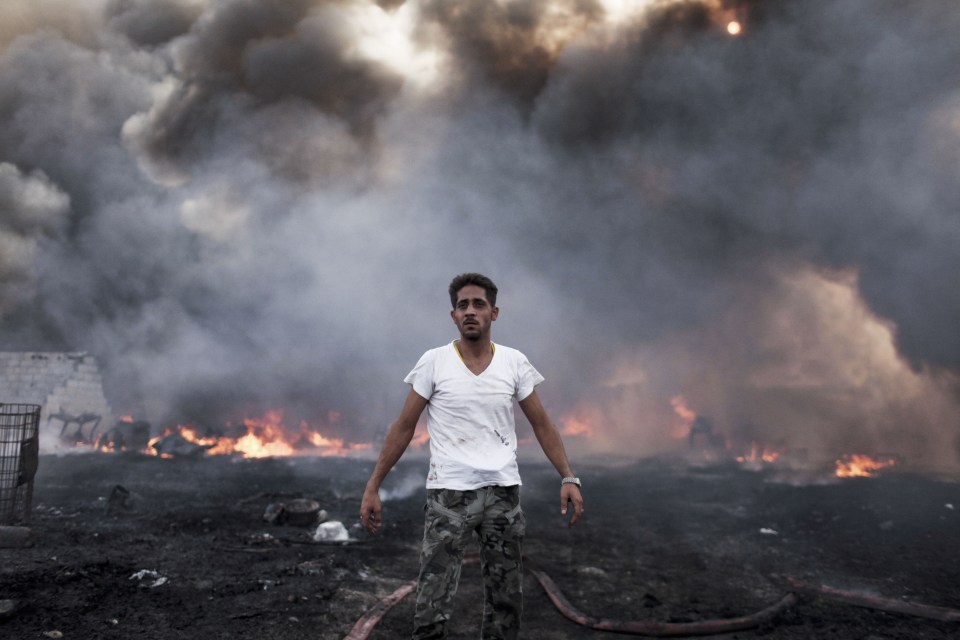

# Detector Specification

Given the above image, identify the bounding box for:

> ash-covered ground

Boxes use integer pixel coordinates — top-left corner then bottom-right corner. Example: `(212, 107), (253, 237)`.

(2, 453), (959, 639)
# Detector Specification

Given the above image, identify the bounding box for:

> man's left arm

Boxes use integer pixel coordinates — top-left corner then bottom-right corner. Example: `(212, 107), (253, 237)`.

(519, 390), (584, 526)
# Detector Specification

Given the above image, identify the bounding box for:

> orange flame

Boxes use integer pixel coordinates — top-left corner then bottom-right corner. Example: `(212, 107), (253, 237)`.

(835, 454), (896, 478)
(410, 427), (430, 449)
(560, 415), (594, 437)
(147, 410), (371, 458)
(146, 434), (170, 458)
(736, 442), (781, 464)
(670, 395), (697, 439)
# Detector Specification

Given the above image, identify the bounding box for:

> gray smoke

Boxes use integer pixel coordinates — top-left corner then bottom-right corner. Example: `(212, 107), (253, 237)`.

(1, 0), (958, 471)
(0, 163), (70, 315)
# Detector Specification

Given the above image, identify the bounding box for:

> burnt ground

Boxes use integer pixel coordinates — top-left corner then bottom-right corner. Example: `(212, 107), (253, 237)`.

(2, 453), (959, 639)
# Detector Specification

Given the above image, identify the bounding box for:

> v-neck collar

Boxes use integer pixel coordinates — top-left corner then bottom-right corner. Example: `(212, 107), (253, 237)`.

(452, 340), (496, 377)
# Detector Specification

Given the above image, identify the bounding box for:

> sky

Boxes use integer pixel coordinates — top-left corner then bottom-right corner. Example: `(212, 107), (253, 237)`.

(1, 0), (959, 471)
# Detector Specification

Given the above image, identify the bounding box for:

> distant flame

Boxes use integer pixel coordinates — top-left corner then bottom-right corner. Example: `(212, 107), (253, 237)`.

(146, 409), (371, 458)
(835, 454), (896, 477)
(736, 442), (781, 464)
(560, 415), (594, 437)
(410, 427), (430, 449)
(726, 20), (742, 36)
(670, 395), (697, 439)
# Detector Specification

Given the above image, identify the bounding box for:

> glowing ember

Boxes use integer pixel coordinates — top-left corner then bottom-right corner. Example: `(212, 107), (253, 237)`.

(835, 454), (897, 478)
(726, 20), (742, 35)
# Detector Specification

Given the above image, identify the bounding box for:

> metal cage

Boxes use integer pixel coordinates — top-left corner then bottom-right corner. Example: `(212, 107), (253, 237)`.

(0, 403), (41, 525)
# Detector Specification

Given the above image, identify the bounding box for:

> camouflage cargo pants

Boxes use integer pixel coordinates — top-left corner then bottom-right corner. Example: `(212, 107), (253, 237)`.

(412, 485), (525, 640)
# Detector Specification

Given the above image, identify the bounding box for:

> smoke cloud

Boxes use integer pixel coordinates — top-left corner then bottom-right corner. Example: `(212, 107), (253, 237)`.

(1, 0), (959, 471)
(0, 163), (70, 314)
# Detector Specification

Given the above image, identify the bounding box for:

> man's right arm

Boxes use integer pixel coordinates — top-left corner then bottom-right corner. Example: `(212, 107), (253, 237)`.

(360, 388), (428, 534)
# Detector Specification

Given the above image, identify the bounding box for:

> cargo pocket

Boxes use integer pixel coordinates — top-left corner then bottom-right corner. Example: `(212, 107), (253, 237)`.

(507, 503), (525, 538)
(426, 498), (467, 527)
(421, 497), (470, 574)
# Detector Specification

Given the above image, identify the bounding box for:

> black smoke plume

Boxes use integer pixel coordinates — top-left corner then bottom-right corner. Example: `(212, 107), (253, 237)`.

(1, 0), (958, 470)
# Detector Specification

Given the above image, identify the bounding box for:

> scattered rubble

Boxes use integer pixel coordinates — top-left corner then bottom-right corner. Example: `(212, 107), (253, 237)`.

(129, 569), (169, 588)
(313, 521), (350, 543)
(0, 598), (18, 619)
(98, 419), (151, 452)
(2, 454), (958, 639)
(258, 495), (327, 527)
(105, 485), (138, 514)
(150, 433), (214, 457)
(0, 525), (31, 548)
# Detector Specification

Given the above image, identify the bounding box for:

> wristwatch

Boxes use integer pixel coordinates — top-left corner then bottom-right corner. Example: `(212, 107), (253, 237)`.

(561, 477), (581, 487)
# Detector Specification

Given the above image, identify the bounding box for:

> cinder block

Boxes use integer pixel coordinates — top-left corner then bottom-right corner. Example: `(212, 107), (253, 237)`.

(1, 352), (112, 431)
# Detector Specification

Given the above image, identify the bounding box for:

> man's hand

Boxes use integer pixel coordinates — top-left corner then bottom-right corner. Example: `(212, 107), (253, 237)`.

(360, 486), (383, 534)
(561, 483), (583, 526)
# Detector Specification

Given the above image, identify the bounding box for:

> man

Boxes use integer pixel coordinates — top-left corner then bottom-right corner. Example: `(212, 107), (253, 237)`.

(360, 272), (584, 639)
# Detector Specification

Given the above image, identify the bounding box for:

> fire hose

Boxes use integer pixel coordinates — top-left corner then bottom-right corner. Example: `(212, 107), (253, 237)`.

(345, 563), (960, 639)
(781, 576), (960, 623)
(344, 580), (417, 640)
(525, 567), (796, 637)
(345, 552), (799, 639)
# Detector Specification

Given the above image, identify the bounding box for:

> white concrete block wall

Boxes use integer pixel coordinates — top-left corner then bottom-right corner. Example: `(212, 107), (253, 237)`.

(0, 352), (114, 449)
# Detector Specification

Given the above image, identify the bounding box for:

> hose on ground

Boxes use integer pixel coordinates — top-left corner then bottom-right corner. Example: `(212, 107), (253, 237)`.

(529, 567), (796, 637)
(345, 556), (797, 639)
(345, 554), (960, 638)
(781, 576), (960, 623)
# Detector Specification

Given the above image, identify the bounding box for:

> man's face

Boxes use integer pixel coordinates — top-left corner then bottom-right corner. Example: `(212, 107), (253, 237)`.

(450, 284), (498, 341)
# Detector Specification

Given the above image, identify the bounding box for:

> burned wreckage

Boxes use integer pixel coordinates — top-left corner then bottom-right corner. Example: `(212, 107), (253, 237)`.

(1, 404), (958, 639)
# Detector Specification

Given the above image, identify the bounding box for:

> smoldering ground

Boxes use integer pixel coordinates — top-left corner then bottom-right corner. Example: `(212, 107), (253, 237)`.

(5, 454), (960, 639)
(1, 0), (959, 470)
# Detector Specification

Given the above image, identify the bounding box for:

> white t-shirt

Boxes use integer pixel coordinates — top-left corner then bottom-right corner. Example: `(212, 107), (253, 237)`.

(404, 341), (544, 490)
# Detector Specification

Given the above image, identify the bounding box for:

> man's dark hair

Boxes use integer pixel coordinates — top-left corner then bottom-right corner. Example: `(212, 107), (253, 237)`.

(448, 273), (498, 308)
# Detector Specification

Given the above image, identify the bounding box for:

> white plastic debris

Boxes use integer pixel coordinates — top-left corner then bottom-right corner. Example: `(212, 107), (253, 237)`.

(129, 569), (168, 588)
(250, 532), (275, 544)
(313, 520), (349, 542)
(946, 503), (954, 510)
(759, 528), (778, 536)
